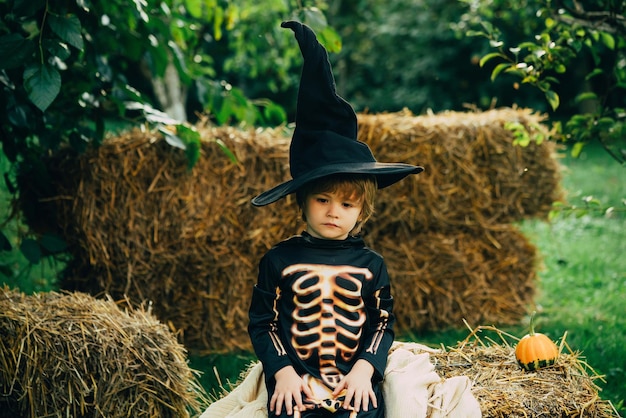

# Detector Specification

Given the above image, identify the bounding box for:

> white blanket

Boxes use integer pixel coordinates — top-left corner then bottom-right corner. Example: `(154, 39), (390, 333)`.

(382, 342), (481, 418)
(200, 342), (481, 418)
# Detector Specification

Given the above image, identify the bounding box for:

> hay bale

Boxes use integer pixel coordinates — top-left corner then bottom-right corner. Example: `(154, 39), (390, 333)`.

(37, 126), (300, 351)
(19, 108), (562, 351)
(378, 225), (537, 331)
(0, 287), (208, 418)
(397, 326), (619, 417)
(359, 107), (564, 232)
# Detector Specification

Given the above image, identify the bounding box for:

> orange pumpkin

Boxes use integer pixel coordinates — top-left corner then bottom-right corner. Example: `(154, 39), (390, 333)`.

(515, 312), (559, 371)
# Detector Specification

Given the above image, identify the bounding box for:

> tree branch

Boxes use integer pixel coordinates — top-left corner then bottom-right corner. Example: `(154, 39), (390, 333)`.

(553, 0), (626, 35)
(556, 14), (626, 35)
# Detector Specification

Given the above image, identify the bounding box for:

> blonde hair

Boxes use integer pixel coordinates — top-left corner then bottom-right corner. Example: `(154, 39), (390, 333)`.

(296, 174), (377, 235)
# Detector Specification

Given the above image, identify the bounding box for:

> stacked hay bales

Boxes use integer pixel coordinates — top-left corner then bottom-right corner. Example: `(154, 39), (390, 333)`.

(33, 125), (301, 351)
(21, 107), (563, 351)
(356, 108), (563, 331)
(0, 287), (208, 417)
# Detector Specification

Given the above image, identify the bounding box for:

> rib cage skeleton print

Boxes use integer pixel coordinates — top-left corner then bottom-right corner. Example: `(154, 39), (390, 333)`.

(286, 263), (375, 387)
(248, 233), (395, 416)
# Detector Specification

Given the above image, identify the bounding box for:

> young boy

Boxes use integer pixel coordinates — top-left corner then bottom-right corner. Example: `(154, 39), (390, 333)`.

(248, 21), (423, 417)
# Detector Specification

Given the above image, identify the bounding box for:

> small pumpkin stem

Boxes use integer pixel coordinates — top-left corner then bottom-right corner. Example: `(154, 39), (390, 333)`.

(529, 310), (537, 336)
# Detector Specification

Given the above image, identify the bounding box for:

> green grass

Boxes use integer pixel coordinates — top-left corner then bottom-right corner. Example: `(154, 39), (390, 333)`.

(190, 143), (626, 414)
(517, 144), (626, 413)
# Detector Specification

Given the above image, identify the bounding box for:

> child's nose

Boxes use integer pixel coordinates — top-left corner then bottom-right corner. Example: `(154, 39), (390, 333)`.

(327, 202), (340, 217)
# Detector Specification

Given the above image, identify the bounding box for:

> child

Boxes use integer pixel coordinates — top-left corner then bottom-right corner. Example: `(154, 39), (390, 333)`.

(248, 21), (423, 417)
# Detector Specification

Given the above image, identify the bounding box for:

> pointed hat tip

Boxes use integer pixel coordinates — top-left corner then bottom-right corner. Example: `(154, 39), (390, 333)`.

(250, 21), (423, 206)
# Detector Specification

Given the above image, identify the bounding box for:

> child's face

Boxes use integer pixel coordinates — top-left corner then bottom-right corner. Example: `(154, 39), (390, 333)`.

(303, 190), (363, 240)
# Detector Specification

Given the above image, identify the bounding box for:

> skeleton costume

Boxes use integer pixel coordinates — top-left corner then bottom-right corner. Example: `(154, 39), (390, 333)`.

(249, 21), (423, 417)
(249, 232), (393, 417)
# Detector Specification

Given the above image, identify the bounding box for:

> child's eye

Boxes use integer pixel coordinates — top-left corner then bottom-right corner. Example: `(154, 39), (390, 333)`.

(342, 202), (353, 208)
(316, 197), (328, 203)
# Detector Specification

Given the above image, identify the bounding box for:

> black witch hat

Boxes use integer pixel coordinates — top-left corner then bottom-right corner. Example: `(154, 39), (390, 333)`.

(251, 21), (423, 207)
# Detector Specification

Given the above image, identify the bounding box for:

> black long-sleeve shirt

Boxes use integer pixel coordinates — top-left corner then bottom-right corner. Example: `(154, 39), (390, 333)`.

(248, 232), (395, 393)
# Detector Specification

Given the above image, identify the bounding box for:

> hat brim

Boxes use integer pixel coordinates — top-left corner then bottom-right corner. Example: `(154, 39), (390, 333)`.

(251, 162), (423, 206)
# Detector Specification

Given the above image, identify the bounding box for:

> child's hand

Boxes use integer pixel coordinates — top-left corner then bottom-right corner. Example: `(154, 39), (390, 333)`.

(332, 359), (377, 412)
(271, 366), (314, 416)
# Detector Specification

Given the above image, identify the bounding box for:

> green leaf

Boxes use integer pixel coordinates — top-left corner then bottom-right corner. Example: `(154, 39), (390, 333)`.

(465, 30), (487, 38)
(12, 0), (46, 17)
(582, 195), (602, 206)
(571, 141), (585, 158)
(45, 39), (71, 61)
(75, 0), (89, 12)
(176, 124), (201, 169)
(0, 231), (12, 252)
(133, 0), (150, 22)
(479, 52), (507, 68)
(575, 209), (588, 218)
(545, 89), (560, 111)
(302, 7), (328, 33)
(124, 85), (148, 102)
(20, 238), (42, 264)
(491, 63), (510, 81)
(185, 139), (200, 169)
(599, 32), (615, 50)
(213, 5), (224, 41)
(548, 209), (560, 222)
(224, 4), (238, 30)
(177, 123), (201, 145)
(504, 68), (526, 78)
(185, 0), (205, 18)
(148, 42), (170, 78)
(133, 103), (179, 124)
(0, 34), (35, 70)
(262, 102), (287, 125)
(47, 14), (84, 51)
(23, 63), (61, 112)
(574, 92), (598, 103)
(319, 27), (342, 53)
(517, 42), (539, 50)
(215, 139), (237, 163)
(168, 41), (191, 85)
(479, 21), (494, 33)
(216, 98), (233, 125)
(166, 124), (203, 169)
(505, 121), (530, 146)
(161, 130), (186, 149)
(596, 117), (615, 129)
(585, 68), (604, 81)
(545, 17), (556, 29)
(39, 234), (67, 253)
